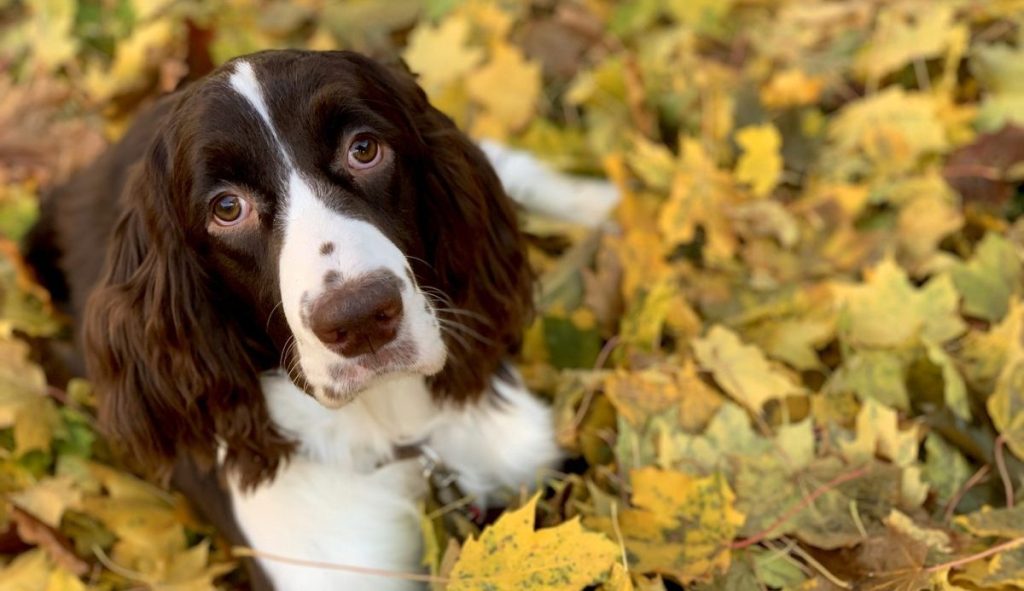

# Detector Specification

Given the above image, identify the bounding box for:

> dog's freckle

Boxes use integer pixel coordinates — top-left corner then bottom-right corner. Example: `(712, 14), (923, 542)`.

(324, 270), (340, 285)
(320, 242), (334, 256)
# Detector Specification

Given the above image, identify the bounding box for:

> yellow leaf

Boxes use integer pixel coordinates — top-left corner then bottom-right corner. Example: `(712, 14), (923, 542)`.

(833, 258), (965, 348)
(10, 476), (82, 529)
(447, 494), (618, 591)
(466, 43), (541, 135)
(0, 549), (50, 591)
(840, 399), (919, 468)
(657, 139), (739, 263)
(402, 15), (484, 98)
(591, 469), (745, 584)
(45, 567), (86, 591)
(735, 124), (783, 197)
(14, 396), (61, 457)
(84, 19), (178, 102)
(884, 510), (952, 553)
(605, 365), (719, 427)
(602, 563), (634, 591)
(693, 325), (804, 412)
(760, 69), (824, 109)
(855, 4), (961, 81)
(157, 540), (236, 590)
(826, 89), (949, 177)
(897, 193), (963, 272)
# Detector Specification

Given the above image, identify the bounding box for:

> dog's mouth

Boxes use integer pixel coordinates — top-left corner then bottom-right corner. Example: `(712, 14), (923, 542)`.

(283, 334), (446, 408)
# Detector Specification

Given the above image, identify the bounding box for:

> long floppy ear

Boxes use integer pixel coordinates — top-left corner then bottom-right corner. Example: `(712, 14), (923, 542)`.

(83, 135), (293, 489)
(382, 68), (533, 401)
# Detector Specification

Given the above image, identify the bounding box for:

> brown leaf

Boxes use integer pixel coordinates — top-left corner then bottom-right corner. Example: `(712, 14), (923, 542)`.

(943, 124), (1024, 209)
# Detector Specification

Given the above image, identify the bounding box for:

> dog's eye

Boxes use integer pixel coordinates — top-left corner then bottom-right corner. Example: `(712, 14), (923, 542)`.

(212, 193), (251, 226)
(347, 135), (382, 169)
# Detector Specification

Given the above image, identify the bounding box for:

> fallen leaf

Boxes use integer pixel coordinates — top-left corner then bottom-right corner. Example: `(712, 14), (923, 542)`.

(402, 15), (484, 98)
(735, 124), (783, 197)
(466, 43), (542, 136)
(693, 325), (804, 413)
(590, 469), (745, 584)
(447, 494), (618, 590)
(950, 232), (1022, 323)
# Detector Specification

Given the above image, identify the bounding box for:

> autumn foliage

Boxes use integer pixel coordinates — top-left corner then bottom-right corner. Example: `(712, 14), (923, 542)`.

(3, 0), (1024, 589)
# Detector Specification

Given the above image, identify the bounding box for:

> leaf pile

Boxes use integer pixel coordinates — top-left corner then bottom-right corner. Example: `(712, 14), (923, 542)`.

(3, 0), (1024, 589)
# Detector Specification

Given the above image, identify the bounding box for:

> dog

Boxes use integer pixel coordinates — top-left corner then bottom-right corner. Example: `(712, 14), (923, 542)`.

(25, 49), (617, 589)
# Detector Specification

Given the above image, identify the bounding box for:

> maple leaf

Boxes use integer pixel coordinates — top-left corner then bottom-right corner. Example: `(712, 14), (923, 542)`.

(855, 4), (962, 81)
(950, 233), (1022, 323)
(833, 258), (966, 349)
(971, 40), (1024, 131)
(402, 16), (484, 99)
(590, 469), (745, 584)
(692, 326), (804, 413)
(447, 494), (618, 591)
(465, 42), (542, 137)
(657, 139), (740, 264)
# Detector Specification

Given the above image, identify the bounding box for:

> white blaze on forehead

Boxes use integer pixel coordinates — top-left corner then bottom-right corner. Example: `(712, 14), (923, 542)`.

(228, 60), (290, 162)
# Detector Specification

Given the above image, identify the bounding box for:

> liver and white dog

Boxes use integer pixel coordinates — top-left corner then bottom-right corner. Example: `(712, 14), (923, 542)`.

(26, 50), (616, 589)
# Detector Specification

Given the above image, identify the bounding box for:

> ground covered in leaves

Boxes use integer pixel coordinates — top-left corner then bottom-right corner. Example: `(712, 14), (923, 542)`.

(2, 0), (1024, 589)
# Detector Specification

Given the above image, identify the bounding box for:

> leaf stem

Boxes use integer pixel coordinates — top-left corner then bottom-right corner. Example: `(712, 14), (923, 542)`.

(731, 466), (869, 550)
(925, 536), (1024, 574)
(995, 434), (1014, 508)
(233, 547), (450, 584)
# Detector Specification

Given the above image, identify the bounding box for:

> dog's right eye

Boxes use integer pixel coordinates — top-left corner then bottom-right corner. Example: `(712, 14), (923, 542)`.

(212, 193), (251, 226)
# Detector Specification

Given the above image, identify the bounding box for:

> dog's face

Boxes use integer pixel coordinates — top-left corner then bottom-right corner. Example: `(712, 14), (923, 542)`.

(189, 56), (451, 407)
(83, 51), (532, 486)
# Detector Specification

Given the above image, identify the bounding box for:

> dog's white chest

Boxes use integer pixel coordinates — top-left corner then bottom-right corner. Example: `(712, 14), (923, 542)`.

(228, 371), (560, 590)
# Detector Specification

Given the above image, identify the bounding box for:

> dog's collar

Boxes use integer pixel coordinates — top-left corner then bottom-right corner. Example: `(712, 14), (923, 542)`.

(392, 443), (485, 525)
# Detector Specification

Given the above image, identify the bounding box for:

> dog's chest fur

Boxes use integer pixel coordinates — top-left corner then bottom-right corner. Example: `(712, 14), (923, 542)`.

(229, 371), (559, 589)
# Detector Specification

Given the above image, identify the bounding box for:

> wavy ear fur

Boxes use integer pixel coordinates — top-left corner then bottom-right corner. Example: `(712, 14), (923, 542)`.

(371, 61), (533, 401)
(83, 135), (293, 490)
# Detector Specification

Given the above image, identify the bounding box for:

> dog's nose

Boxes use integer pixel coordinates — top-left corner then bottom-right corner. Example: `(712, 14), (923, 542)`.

(308, 272), (403, 357)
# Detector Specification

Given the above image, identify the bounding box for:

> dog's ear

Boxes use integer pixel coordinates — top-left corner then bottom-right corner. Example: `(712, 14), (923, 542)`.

(375, 63), (533, 401)
(83, 134), (292, 489)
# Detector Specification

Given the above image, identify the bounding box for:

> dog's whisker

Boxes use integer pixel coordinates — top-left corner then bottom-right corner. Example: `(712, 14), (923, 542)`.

(266, 300), (285, 332)
(434, 306), (492, 325)
(438, 324), (472, 352)
(437, 318), (496, 347)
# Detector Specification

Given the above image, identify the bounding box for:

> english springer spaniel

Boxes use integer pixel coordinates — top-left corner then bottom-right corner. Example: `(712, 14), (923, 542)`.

(26, 50), (617, 589)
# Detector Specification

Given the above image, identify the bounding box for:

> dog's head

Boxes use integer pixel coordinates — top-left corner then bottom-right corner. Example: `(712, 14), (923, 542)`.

(83, 50), (532, 487)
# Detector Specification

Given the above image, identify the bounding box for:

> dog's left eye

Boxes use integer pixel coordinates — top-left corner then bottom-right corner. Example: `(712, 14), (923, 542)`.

(347, 134), (383, 169)
(211, 193), (251, 226)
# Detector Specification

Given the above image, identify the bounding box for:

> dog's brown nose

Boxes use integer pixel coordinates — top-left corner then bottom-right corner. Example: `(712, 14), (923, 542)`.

(308, 272), (403, 357)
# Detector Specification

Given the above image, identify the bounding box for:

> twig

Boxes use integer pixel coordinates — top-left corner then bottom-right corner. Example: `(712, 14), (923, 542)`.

(731, 467), (869, 549)
(995, 434), (1014, 508)
(925, 536), (1024, 574)
(611, 502), (629, 574)
(788, 541), (850, 589)
(593, 335), (620, 370)
(943, 464), (991, 523)
(92, 545), (151, 582)
(233, 547), (449, 584)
